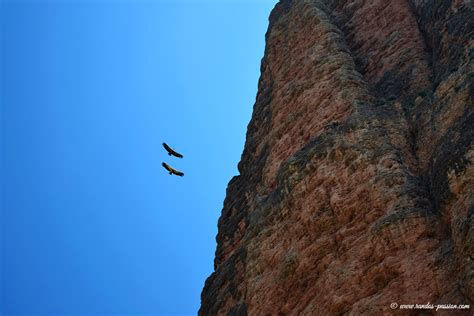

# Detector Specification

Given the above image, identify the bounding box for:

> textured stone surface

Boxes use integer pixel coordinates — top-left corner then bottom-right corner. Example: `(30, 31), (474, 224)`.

(200, 0), (473, 314)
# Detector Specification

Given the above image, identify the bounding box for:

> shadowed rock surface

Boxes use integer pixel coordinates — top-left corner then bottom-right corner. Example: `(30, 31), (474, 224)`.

(200, 0), (473, 314)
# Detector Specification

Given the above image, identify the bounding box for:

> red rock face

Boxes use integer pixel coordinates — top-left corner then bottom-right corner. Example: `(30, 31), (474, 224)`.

(200, 0), (473, 314)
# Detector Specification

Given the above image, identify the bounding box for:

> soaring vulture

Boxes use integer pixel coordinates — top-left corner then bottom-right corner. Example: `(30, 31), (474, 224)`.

(162, 162), (184, 177)
(162, 142), (183, 158)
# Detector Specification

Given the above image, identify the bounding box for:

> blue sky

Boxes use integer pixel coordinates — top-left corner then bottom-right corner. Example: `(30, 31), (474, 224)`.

(1, 1), (275, 315)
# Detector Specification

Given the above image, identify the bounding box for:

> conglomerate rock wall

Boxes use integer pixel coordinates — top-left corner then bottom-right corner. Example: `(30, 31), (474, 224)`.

(200, 0), (473, 314)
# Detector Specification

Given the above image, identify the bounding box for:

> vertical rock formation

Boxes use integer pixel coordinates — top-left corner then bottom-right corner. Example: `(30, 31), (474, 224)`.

(200, 0), (473, 314)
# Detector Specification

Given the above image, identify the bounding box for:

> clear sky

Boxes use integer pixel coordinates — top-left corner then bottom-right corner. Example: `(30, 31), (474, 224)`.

(1, 1), (275, 315)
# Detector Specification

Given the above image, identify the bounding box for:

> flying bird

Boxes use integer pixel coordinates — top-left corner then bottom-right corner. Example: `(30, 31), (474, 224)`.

(162, 162), (184, 177)
(162, 142), (183, 158)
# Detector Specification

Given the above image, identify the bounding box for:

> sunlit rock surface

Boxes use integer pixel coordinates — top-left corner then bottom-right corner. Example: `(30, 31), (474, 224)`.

(200, 0), (473, 314)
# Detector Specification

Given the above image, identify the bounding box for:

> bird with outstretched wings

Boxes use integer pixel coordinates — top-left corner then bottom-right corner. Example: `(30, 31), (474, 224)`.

(162, 142), (183, 158)
(162, 162), (184, 177)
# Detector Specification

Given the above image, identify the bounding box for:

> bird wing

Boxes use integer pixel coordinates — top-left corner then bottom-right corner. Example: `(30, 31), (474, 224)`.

(162, 162), (172, 172)
(162, 162), (184, 176)
(162, 142), (183, 158)
(173, 169), (184, 177)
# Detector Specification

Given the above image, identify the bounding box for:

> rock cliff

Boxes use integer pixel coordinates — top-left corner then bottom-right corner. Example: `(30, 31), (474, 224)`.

(200, 0), (473, 314)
